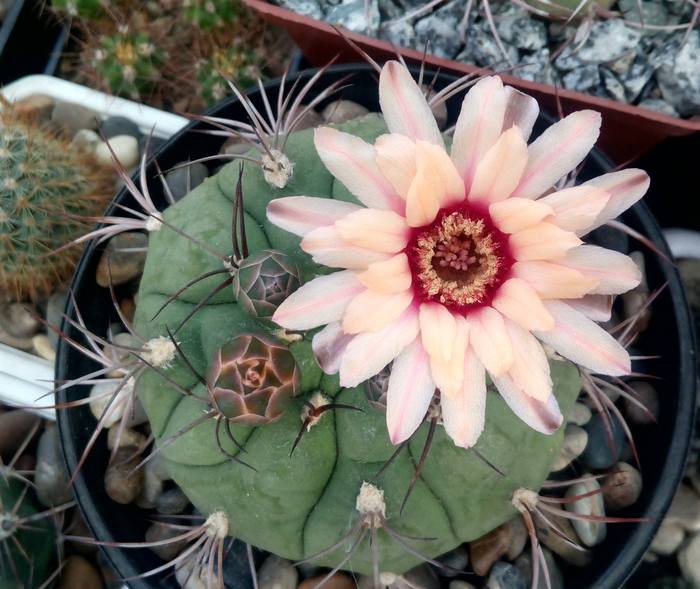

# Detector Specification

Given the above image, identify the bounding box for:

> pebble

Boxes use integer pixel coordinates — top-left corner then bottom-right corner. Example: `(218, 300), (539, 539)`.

(107, 426), (146, 450)
(222, 539), (257, 589)
(666, 485), (700, 532)
(679, 533), (700, 586)
(552, 424), (588, 471)
(94, 135), (140, 169)
(119, 297), (136, 323)
(325, 0), (380, 35)
(0, 302), (41, 338)
(436, 544), (469, 576)
(568, 403), (592, 426)
(515, 550), (563, 589)
(137, 455), (165, 509)
(95, 231), (148, 288)
(496, 5), (547, 50)
(139, 134), (166, 155)
(51, 101), (98, 135)
(165, 162), (209, 201)
(486, 562), (526, 589)
(581, 413), (625, 470)
(257, 555), (298, 589)
(507, 516), (528, 560)
(565, 478), (607, 547)
(176, 562), (208, 589)
(104, 447), (144, 504)
(12, 95), (55, 122)
(72, 129), (102, 153)
(89, 379), (133, 428)
(0, 410), (40, 458)
(414, 0), (463, 58)
(577, 19), (641, 64)
(99, 115), (142, 140)
(293, 109), (324, 131)
(57, 555), (104, 589)
(470, 524), (511, 576)
(321, 100), (370, 124)
(656, 31), (700, 117)
(32, 334), (56, 361)
(156, 486), (190, 515)
(278, 0), (323, 18)
(651, 519), (685, 555)
(602, 462), (642, 511)
(299, 573), (355, 589)
(35, 425), (73, 507)
(536, 513), (591, 566)
(405, 565), (440, 589)
(449, 583), (477, 589)
(46, 289), (68, 349)
(145, 521), (190, 560)
(0, 320), (34, 351)
(639, 98), (679, 117)
(66, 509), (97, 557)
(623, 381), (659, 425)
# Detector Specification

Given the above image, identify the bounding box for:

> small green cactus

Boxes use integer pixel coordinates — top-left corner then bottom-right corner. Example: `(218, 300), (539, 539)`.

(196, 44), (263, 104)
(182, 0), (241, 29)
(0, 110), (112, 301)
(51, 0), (106, 19)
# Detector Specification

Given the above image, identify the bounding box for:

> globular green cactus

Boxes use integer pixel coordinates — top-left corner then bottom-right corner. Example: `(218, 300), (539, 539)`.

(133, 114), (581, 575)
(51, 0), (105, 19)
(182, 0), (241, 29)
(0, 111), (112, 301)
(196, 44), (263, 105)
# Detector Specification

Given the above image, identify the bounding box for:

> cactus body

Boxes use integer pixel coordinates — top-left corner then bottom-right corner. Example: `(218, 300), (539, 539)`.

(0, 113), (111, 301)
(134, 115), (581, 574)
(183, 0), (241, 29)
(51, 0), (105, 18)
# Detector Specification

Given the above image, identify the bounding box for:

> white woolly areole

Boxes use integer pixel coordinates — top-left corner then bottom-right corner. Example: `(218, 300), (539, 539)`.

(0, 513), (17, 541)
(379, 572), (398, 586)
(511, 488), (539, 514)
(205, 511), (229, 539)
(261, 149), (294, 189)
(302, 392), (330, 431)
(356, 482), (386, 522)
(273, 328), (302, 343)
(142, 336), (177, 368)
(145, 215), (163, 232)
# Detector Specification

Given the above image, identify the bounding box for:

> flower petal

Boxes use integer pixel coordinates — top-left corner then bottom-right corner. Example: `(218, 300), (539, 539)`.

(469, 127), (529, 204)
(583, 169), (650, 232)
(312, 322), (355, 374)
(272, 270), (363, 330)
(379, 61), (443, 146)
(492, 278), (555, 332)
(510, 222), (582, 261)
(502, 86), (539, 141)
(489, 198), (554, 234)
(429, 317), (469, 398)
(419, 302), (458, 364)
(386, 337), (435, 445)
(567, 294), (613, 322)
(562, 245), (641, 295)
(267, 196), (362, 237)
(358, 253), (412, 294)
(343, 289), (414, 334)
(451, 76), (507, 191)
(535, 300), (631, 376)
(405, 153), (440, 227)
(504, 319), (552, 401)
(539, 185), (610, 235)
(440, 348), (487, 449)
(302, 226), (390, 269)
(417, 141), (465, 207)
(511, 110), (602, 200)
(465, 307), (513, 376)
(314, 127), (403, 212)
(493, 372), (563, 435)
(375, 134), (417, 200)
(335, 209), (409, 253)
(339, 307), (420, 387)
(512, 261), (599, 299)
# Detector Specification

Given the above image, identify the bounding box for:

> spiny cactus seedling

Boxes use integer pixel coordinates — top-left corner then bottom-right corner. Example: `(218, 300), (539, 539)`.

(64, 60), (653, 585)
(51, 0), (106, 19)
(182, 0), (241, 29)
(196, 44), (263, 105)
(0, 109), (112, 301)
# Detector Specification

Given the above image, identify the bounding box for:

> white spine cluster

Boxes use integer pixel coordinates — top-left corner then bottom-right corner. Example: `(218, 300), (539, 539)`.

(142, 336), (177, 369)
(205, 511), (229, 539)
(356, 481), (386, 527)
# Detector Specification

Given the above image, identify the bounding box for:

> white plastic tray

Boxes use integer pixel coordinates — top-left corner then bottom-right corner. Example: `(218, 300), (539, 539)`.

(0, 75), (188, 418)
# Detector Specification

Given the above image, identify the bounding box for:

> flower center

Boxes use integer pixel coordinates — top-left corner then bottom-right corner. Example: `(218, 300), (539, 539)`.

(409, 208), (511, 312)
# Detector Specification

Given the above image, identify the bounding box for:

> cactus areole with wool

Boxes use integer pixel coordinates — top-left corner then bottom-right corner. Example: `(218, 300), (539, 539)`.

(133, 61), (649, 574)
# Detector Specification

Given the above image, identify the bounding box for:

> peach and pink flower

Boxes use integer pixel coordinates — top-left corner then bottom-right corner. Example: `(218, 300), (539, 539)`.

(266, 61), (649, 449)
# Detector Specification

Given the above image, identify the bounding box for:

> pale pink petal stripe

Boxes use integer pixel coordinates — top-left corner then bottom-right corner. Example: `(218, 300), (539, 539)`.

(312, 322), (355, 374)
(489, 198), (553, 234)
(379, 61), (443, 146)
(386, 337), (435, 444)
(502, 86), (539, 141)
(465, 307), (513, 377)
(302, 226), (390, 270)
(539, 185), (610, 235)
(534, 300), (631, 376)
(419, 302), (458, 364)
(440, 347), (487, 449)
(583, 169), (650, 232)
(562, 245), (641, 295)
(405, 152), (441, 227)
(272, 270), (363, 330)
(512, 260), (599, 299)
(335, 209), (409, 254)
(429, 316), (469, 398)
(511, 110), (601, 200)
(416, 141), (465, 208)
(504, 319), (552, 402)
(510, 222), (582, 261)
(493, 372), (563, 435)
(339, 307), (420, 387)
(266, 197), (361, 237)
(358, 254), (412, 294)
(375, 134), (417, 200)
(492, 278), (555, 331)
(314, 127), (403, 212)
(343, 289), (414, 334)
(451, 76), (507, 192)
(567, 294), (613, 322)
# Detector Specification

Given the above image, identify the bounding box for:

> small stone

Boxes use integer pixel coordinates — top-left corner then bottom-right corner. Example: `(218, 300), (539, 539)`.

(565, 478), (607, 547)
(404, 565), (440, 589)
(651, 519), (685, 555)
(35, 425), (73, 507)
(378, 20), (416, 49)
(0, 302), (40, 338)
(156, 486), (190, 515)
(321, 100), (370, 124)
(620, 0), (670, 30)
(165, 162), (209, 201)
(278, 0), (323, 18)
(95, 135), (139, 169)
(458, 23), (519, 68)
(497, 5), (547, 50)
(300, 573), (355, 589)
(145, 521), (190, 561)
(119, 297), (136, 323)
(138, 456), (164, 509)
(95, 232), (148, 287)
(515, 549), (563, 589)
(656, 31), (700, 117)
(437, 544), (469, 576)
(552, 424), (588, 471)
(470, 524), (511, 576)
(100, 115), (142, 139)
(107, 426), (146, 450)
(449, 582), (477, 589)
(414, 0), (464, 58)
(0, 320), (34, 350)
(577, 20), (641, 64)
(621, 57), (655, 102)
(176, 561), (207, 589)
(325, 0), (380, 34)
(601, 68), (627, 102)
(507, 516), (528, 560)
(486, 562), (526, 589)
(602, 462), (642, 511)
(639, 98), (679, 117)
(536, 514), (591, 566)
(623, 381), (660, 425)
(667, 485), (700, 532)
(562, 64), (601, 93)
(679, 533), (700, 586)
(581, 413), (625, 469)
(104, 447), (144, 504)
(257, 555), (298, 589)
(46, 289), (68, 349)
(72, 129), (102, 153)
(32, 334), (56, 361)
(89, 379), (134, 428)
(12, 95), (55, 122)
(0, 410), (40, 458)
(293, 109), (324, 131)
(568, 403), (592, 426)
(51, 101), (98, 135)
(139, 134), (166, 154)
(517, 48), (558, 85)
(57, 555), (103, 589)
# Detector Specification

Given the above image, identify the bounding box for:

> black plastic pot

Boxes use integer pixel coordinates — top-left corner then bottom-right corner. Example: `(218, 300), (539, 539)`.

(0, 0), (69, 85)
(56, 64), (696, 589)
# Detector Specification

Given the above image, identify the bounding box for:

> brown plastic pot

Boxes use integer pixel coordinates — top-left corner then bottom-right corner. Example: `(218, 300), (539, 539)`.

(244, 0), (700, 164)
